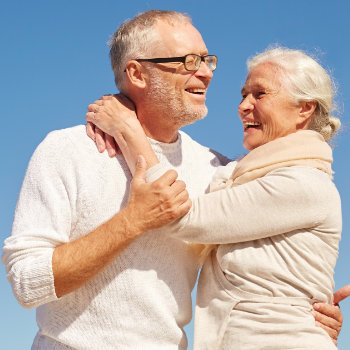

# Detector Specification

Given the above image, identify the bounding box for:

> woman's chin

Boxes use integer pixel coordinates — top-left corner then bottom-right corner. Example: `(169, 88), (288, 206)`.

(243, 137), (263, 151)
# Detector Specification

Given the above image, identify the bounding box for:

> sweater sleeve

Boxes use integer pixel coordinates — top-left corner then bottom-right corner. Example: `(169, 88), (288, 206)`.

(165, 166), (336, 244)
(2, 132), (76, 308)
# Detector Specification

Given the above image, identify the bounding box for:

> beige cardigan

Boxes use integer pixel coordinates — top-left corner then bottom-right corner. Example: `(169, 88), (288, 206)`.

(147, 131), (341, 349)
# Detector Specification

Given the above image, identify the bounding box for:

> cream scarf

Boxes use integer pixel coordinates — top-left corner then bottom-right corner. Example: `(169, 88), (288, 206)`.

(219, 130), (333, 189)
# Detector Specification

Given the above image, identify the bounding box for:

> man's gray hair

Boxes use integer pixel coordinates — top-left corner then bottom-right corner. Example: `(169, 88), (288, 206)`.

(247, 46), (341, 141)
(109, 10), (191, 92)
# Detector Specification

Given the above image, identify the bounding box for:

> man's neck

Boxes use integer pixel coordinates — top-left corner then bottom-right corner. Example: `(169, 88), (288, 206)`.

(138, 116), (180, 144)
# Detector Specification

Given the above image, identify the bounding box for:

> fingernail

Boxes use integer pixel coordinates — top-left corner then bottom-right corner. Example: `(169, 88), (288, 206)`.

(313, 303), (320, 310)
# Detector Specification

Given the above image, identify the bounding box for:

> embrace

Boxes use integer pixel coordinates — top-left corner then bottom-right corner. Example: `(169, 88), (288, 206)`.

(3, 9), (349, 350)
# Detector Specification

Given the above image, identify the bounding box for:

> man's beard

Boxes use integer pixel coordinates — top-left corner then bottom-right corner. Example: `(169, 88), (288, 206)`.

(145, 72), (208, 127)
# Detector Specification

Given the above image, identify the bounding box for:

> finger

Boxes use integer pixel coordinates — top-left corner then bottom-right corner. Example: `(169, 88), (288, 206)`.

(315, 321), (338, 341)
(95, 127), (106, 153)
(176, 198), (192, 217)
(105, 134), (117, 158)
(88, 99), (105, 110)
(101, 94), (113, 100)
(311, 309), (341, 330)
(156, 169), (178, 186)
(173, 188), (190, 206)
(313, 302), (342, 323)
(132, 156), (147, 184)
(86, 122), (96, 141)
(334, 285), (350, 304)
(87, 103), (99, 113)
(85, 111), (97, 125)
(169, 179), (187, 195)
(93, 99), (104, 106)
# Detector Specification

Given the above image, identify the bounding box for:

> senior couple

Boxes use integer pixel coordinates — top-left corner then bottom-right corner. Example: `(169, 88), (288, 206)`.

(2, 9), (349, 350)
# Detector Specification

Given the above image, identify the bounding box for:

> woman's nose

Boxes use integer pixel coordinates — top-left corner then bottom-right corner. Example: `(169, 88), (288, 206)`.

(238, 94), (254, 114)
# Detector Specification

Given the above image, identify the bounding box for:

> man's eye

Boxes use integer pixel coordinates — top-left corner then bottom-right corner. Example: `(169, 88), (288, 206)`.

(256, 91), (265, 98)
(186, 57), (196, 65)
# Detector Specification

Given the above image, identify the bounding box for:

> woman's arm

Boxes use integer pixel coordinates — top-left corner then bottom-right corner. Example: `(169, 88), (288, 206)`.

(86, 98), (338, 244)
(86, 94), (159, 174)
(163, 166), (340, 244)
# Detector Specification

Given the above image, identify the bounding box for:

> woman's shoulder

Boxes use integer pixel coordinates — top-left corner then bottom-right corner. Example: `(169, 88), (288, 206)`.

(266, 166), (340, 201)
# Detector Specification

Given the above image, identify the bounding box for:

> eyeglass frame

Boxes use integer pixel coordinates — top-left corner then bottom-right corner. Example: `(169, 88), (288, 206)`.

(123, 54), (217, 72)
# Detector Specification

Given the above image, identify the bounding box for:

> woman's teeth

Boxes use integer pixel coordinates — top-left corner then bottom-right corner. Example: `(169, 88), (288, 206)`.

(243, 122), (261, 129)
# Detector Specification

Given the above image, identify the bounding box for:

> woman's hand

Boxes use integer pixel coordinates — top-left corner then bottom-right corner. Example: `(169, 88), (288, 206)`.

(312, 285), (350, 345)
(86, 94), (158, 173)
(86, 94), (138, 157)
(123, 156), (192, 233)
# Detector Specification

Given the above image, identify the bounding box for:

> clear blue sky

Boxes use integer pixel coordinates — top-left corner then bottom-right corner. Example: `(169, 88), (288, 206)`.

(1, 1), (349, 348)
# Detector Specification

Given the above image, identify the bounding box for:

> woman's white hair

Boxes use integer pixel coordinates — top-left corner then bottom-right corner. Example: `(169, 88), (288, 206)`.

(109, 10), (191, 93)
(247, 46), (341, 141)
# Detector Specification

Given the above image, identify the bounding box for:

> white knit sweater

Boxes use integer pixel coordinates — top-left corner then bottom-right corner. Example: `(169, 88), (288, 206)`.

(2, 125), (226, 350)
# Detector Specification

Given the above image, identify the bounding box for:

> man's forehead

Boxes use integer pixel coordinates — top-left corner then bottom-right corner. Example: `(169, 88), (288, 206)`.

(154, 20), (208, 56)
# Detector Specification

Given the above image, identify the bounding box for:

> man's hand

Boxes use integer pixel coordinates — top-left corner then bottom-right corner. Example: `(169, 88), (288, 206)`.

(312, 285), (350, 345)
(124, 156), (192, 232)
(86, 94), (137, 157)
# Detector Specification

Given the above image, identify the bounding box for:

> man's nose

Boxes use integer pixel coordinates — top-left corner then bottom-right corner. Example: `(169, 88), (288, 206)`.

(195, 60), (214, 80)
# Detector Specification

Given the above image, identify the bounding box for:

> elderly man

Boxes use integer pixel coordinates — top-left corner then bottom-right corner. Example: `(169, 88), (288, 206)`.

(2, 10), (345, 350)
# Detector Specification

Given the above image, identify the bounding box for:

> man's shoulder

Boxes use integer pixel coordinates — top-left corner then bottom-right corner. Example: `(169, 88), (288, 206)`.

(35, 125), (93, 155)
(179, 130), (231, 166)
(43, 124), (88, 145)
(28, 125), (100, 171)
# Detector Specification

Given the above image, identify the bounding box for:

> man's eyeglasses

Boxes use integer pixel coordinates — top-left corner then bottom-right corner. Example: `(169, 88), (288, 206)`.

(133, 54), (218, 72)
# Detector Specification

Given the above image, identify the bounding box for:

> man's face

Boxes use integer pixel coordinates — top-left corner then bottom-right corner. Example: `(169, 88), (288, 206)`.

(143, 21), (214, 128)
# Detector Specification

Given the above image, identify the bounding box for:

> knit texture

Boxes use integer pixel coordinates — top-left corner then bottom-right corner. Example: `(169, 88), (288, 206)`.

(2, 125), (227, 350)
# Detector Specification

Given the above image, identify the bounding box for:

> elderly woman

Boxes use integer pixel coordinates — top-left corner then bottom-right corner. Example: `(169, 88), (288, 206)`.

(87, 47), (342, 349)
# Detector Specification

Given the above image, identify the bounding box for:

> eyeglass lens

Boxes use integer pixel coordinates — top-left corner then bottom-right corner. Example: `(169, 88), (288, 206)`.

(185, 55), (216, 71)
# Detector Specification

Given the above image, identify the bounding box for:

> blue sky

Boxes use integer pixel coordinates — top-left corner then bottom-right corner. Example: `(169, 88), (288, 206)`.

(1, 1), (349, 348)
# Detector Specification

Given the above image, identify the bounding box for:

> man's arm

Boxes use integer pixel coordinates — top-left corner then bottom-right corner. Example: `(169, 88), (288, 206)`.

(52, 207), (139, 297)
(53, 157), (190, 297)
(3, 150), (190, 304)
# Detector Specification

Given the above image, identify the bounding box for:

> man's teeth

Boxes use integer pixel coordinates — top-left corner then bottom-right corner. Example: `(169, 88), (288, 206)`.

(186, 88), (205, 94)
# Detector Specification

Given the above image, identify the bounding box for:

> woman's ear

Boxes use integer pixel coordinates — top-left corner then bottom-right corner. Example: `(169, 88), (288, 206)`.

(125, 61), (147, 89)
(297, 101), (317, 128)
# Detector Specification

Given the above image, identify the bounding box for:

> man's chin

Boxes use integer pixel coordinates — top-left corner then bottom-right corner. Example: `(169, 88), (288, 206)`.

(191, 105), (208, 121)
(180, 108), (207, 127)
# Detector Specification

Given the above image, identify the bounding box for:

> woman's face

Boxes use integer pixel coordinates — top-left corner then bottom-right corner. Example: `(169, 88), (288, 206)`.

(238, 62), (306, 151)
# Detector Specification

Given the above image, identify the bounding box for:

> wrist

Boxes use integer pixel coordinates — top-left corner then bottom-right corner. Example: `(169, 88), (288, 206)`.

(117, 206), (146, 239)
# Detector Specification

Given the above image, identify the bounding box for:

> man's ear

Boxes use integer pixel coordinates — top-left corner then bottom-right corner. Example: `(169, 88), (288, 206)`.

(297, 101), (317, 128)
(125, 61), (147, 89)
